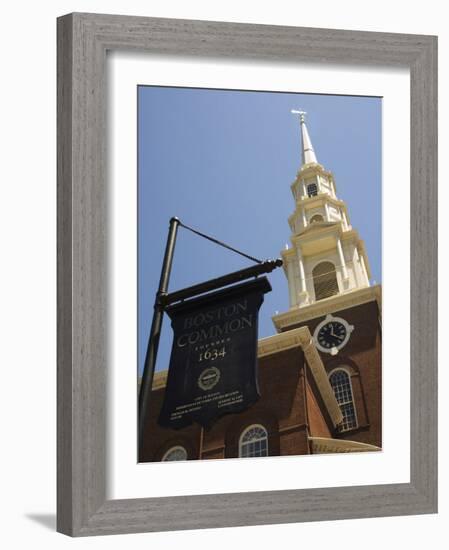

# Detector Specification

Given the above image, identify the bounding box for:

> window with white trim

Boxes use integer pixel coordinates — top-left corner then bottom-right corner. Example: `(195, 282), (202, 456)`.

(329, 369), (358, 431)
(239, 425), (268, 458)
(162, 446), (188, 461)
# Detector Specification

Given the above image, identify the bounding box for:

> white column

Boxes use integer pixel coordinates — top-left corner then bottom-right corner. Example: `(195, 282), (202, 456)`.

(324, 202), (331, 222)
(359, 251), (371, 286)
(297, 250), (307, 294)
(286, 260), (297, 307)
(302, 181), (307, 198)
(342, 210), (349, 230)
(302, 207), (307, 228)
(337, 238), (349, 280)
(353, 247), (363, 287)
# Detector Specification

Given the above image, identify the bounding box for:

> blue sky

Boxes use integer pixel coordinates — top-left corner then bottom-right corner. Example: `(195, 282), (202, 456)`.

(138, 86), (382, 375)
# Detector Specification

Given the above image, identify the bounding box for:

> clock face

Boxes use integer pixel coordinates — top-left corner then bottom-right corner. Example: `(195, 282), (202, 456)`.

(317, 321), (347, 350)
(313, 314), (354, 354)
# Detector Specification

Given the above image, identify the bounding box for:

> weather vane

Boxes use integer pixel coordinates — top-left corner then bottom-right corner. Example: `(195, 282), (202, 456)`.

(291, 109), (307, 122)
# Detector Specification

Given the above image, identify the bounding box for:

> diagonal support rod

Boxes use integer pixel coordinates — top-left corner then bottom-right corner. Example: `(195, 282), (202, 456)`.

(179, 221), (263, 264)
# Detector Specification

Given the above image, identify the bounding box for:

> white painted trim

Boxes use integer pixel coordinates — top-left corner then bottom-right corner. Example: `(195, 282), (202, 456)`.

(328, 367), (359, 431)
(238, 424), (269, 457)
(161, 446), (188, 462)
(309, 437), (381, 454)
(272, 285), (381, 330)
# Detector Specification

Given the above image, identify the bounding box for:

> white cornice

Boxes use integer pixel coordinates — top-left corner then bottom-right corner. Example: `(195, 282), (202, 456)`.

(293, 163), (329, 179)
(291, 224), (356, 246)
(272, 285), (382, 330)
(289, 194), (346, 213)
(309, 436), (381, 454)
(281, 247), (297, 260)
(296, 221), (340, 238)
(257, 326), (309, 357)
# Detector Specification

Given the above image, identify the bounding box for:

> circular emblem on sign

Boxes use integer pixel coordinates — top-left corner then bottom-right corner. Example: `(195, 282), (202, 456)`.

(198, 367), (220, 391)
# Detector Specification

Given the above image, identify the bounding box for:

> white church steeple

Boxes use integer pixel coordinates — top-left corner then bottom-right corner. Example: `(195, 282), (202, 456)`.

(272, 111), (372, 330)
(291, 109), (318, 165)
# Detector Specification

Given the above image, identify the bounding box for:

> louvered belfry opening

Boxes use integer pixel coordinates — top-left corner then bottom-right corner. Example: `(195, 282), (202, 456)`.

(313, 261), (339, 300)
(307, 183), (318, 197)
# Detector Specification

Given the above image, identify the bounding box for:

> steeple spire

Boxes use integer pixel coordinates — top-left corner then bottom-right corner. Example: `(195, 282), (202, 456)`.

(291, 110), (318, 166)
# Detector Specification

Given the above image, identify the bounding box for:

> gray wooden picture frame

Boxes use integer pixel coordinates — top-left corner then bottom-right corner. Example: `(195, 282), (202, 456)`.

(57, 12), (438, 537)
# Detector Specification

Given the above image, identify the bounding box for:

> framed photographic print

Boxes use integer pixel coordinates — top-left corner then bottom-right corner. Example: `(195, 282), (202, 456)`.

(136, 86), (383, 464)
(57, 13), (437, 536)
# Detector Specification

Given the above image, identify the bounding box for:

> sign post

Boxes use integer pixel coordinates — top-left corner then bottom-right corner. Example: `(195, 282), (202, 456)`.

(138, 217), (180, 452)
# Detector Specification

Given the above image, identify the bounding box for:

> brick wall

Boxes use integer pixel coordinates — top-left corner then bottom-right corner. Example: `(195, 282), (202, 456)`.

(139, 299), (381, 461)
(292, 300), (382, 448)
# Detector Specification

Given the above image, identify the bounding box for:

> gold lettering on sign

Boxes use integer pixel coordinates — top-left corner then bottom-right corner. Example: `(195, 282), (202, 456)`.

(177, 313), (253, 348)
(183, 300), (248, 330)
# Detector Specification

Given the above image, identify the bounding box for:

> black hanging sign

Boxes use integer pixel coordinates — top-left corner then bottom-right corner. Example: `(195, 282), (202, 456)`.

(158, 277), (272, 429)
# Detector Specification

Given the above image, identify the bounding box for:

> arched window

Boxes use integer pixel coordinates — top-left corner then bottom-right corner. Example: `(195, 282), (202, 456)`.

(162, 446), (188, 461)
(307, 183), (318, 197)
(310, 214), (324, 224)
(312, 261), (339, 300)
(239, 425), (268, 458)
(329, 369), (358, 431)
